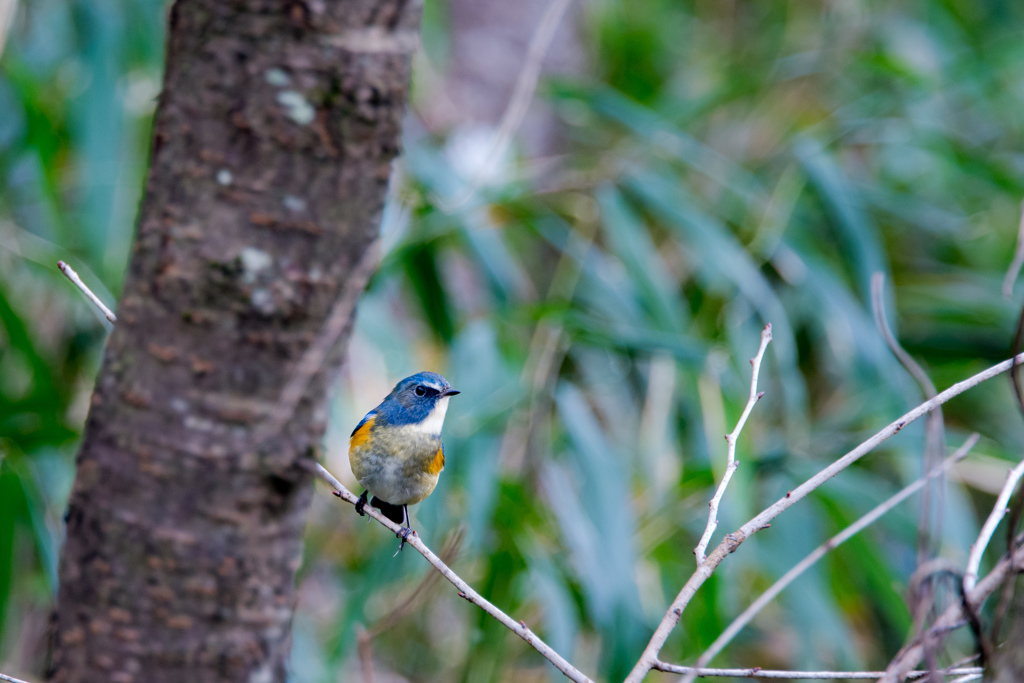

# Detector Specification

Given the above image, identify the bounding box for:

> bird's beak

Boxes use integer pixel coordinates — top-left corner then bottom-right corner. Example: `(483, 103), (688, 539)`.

(441, 388), (461, 397)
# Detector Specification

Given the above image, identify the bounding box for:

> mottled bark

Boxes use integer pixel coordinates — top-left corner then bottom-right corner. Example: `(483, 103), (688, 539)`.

(47, 1), (421, 681)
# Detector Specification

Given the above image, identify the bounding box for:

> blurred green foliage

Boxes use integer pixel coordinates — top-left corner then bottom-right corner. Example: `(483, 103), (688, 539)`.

(3, 0), (1024, 681)
(0, 0), (164, 672)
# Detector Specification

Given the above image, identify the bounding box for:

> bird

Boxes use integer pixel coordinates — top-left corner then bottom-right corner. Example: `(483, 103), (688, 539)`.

(349, 371), (460, 550)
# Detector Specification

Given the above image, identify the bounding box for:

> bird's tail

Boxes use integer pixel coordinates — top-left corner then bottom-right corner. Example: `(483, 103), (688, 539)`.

(370, 496), (405, 525)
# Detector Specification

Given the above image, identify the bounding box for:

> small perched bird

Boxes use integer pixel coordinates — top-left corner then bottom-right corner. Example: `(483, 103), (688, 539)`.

(349, 371), (460, 549)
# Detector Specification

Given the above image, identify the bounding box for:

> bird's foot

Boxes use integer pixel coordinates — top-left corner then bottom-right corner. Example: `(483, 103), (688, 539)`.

(394, 527), (416, 555)
(355, 490), (368, 517)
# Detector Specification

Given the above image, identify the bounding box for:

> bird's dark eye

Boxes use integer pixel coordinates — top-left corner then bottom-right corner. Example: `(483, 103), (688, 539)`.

(415, 385), (426, 396)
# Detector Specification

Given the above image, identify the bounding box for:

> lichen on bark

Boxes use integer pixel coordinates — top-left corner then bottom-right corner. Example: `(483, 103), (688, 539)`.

(47, 1), (422, 681)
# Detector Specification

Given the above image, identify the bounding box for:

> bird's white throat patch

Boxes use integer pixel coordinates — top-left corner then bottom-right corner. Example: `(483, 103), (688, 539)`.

(413, 396), (449, 435)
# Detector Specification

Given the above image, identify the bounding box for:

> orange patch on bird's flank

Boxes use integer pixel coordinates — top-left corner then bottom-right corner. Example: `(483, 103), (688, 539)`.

(350, 418), (374, 450)
(427, 446), (445, 475)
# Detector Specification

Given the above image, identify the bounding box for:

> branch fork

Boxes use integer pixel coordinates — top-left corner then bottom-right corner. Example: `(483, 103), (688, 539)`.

(694, 323), (773, 564)
(310, 327), (1024, 683)
(625, 344), (1024, 683)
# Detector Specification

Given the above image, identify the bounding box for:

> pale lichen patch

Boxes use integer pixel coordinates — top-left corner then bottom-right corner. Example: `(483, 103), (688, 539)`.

(276, 90), (315, 125)
(250, 288), (274, 314)
(283, 195), (307, 213)
(263, 68), (290, 87)
(239, 247), (273, 284)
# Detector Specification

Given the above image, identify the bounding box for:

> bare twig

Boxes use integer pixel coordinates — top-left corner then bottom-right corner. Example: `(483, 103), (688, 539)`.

(436, 0), (575, 212)
(681, 434), (979, 681)
(871, 273), (945, 563)
(990, 465), (1024, 640)
(252, 242), (381, 444)
(903, 558), (978, 678)
(625, 351), (1024, 683)
(312, 463), (593, 683)
(655, 661), (983, 680)
(57, 260), (117, 323)
(999, 278), (1024, 643)
(988, 560), (1019, 647)
(0, 672), (33, 683)
(963, 458), (1024, 592)
(871, 274), (937, 397)
(694, 323), (773, 564)
(880, 538), (1024, 682)
(1001, 199), (1024, 298)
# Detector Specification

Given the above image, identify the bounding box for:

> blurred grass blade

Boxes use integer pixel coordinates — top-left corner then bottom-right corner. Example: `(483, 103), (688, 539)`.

(794, 137), (890, 304)
(622, 170), (806, 419)
(597, 184), (688, 332)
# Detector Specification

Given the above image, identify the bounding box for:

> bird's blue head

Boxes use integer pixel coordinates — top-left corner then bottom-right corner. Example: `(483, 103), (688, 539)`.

(375, 371), (460, 431)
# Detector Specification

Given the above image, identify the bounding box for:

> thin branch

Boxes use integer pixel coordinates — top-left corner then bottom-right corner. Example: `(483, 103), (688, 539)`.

(436, 0), (575, 212)
(871, 273), (937, 397)
(0, 672), (33, 683)
(73, 222), (577, 678)
(901, 557), (983, 676)
(252, 242), (381, 444)
(1001, 199), (1024, 298)
(57, 260), (117, 323)
(999, 282), (1024, 643)
(949, 675), (982, 683)
(871, 272), (945, 563)
(990, 463), (1024, 640)
(311, 463), (594, 683)
(624, 351), (1024, 683)
(963, 458), (1024, 592)
(694, 323), (773, 564)
(681, 434), (979, 681)
(655, 661), (983, 680)
(880, 538), (1024, 682)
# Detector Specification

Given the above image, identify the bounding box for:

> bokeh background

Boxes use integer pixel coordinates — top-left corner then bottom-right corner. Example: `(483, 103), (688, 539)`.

(3, 0), (1024, 681)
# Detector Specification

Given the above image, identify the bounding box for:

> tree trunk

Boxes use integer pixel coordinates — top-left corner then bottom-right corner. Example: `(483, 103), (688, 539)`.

(47, 1), (421, 681)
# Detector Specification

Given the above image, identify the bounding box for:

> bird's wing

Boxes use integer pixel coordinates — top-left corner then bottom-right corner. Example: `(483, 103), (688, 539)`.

(350, 411), (376, 440)
(426, 444), (444, 475)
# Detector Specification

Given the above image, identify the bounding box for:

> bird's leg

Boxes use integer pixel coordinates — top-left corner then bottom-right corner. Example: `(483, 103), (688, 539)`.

(395, 505), (414, 553)
(355, 490), (368, 517)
